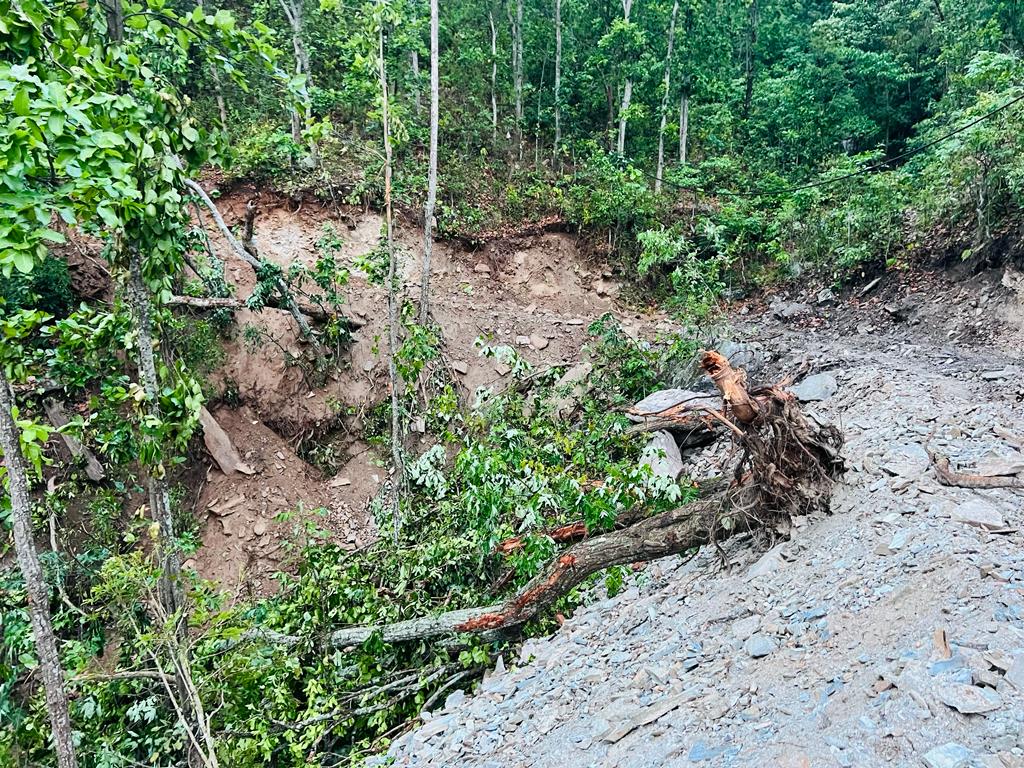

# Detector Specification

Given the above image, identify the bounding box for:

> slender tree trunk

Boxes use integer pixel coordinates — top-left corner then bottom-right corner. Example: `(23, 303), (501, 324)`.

(510, 0), (524, 159)
(0, 371), (79, 768)
(554, 0), (562, 164)
(489, 9), (499, 145)
(534, 52), (546, 167)
(678, 91), (689, 165)
(127, 253), (207, 768)
(419, 0), (440, 324)
(378, 25), (405, 544)
(126, 255), (182, 624)
(655, 0), (679, 193)
(616, 0), (634, 155)
(742, 0), (758, 122)
(280, 0), (318, 165)
(410, 50), (422, 117)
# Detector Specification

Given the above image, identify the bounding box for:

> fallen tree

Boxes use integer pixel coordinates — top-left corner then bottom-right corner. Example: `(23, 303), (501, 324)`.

(260, 350), (844, 649)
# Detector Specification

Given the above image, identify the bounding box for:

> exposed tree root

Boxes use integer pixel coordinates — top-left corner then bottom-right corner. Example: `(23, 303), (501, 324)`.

(264, 350), (845, 649)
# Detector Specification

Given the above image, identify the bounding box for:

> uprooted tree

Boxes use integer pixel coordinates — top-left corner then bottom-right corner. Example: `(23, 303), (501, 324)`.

(269, 350), (845, 648)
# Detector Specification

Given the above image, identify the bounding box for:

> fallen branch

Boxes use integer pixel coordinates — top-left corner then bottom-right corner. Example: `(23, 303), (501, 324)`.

(183, 179), (323, 351)
(165, 294), (363, 328)
(928, 449), (1024, 489)
(299, 351), (842, 647)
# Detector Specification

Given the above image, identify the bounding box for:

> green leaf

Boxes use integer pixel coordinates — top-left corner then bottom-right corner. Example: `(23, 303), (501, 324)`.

(12, 250), (35, 274)
(13, 89), (30, 117)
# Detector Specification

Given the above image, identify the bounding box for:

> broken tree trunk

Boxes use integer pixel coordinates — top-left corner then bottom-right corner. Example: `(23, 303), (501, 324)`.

(270, 350), (843, 648)
(43, 398), (105, 482)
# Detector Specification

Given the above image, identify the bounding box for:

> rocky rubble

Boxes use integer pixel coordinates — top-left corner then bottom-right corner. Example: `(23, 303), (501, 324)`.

(380, 308), (1024, 768)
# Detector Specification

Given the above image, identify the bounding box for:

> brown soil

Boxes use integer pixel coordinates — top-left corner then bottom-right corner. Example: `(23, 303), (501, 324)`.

(186, 187), (669, 593)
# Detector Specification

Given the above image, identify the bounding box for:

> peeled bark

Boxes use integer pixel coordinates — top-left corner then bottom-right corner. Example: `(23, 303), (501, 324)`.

(419, 0), (440, 325)
(655, 0), (680, 193)
(0, 371), (80, 768)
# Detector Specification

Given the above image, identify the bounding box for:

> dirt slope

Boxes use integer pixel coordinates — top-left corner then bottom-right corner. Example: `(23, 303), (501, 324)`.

(188, 189), (667, 591)
(381, 268), (1024, 767)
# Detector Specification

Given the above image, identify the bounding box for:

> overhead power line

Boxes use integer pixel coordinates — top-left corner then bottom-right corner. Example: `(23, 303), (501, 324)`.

(645, 88), (1024, 199)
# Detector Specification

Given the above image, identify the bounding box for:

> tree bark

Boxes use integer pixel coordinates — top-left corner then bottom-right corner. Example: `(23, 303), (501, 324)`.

(489, 9), (499, 146)
(678, 91), (689, 165)
(127, 254), (183, 618)
(616, 0), (635, 155)
(655, 0), (679, 193)
(510, 0), (524, 159)
(280, 0), (318, 165)
(742, 0), (758, 123)
(43, 398), (105, 482)
(378, 23), (405, 544)
(0, 371), (80, 768)
(553, 0), (562, 164)
(419, 0), (440, 325)
(410, 50), (422, 117)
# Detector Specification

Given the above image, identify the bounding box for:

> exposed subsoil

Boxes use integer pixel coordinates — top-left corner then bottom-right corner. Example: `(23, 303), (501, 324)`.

(187, 188), (669, 592)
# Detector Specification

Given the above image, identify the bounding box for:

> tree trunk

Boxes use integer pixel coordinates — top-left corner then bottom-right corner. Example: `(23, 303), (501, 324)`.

(615, 0), (635, 155)
(410, 50), (422, 117)
(554, 0), (562, 164)
(127, 254), (210, 768)
(378, 24), (405, 544)
(127, 254), (182, 618)
(510, 0), (524, 159)
(679, 91), (689, 165)
(419, 0), (440, 325)
(655, 0), (679, 193)
(489, 9), (499, 146)
(280, 0), (318, 165)
(0, 371), (80, 768)
(742, 0), (758, 122)
(262, 351), (845, 648)
(197, 0), (228, 132)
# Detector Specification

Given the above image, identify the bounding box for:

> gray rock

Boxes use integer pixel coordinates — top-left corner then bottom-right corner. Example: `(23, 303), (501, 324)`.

(882, 443), (930, 478)
(717, 340), (765, 375)
(1005, 654), (1024, 691)
(731, 615), (762, 641)
(770, 299), (812, 319)
(550, 362), (594, 421)
(949, 500), (1006, 531)
(452, 360), (469, 375)
(922, 743), (975, 768)
(529, 333), (550, 350)
(788, 373), (838, 402)
(816, 288), (836, 305)
(938, 684), (1002, 714)
(642, 431), (684, 480)
(744, 634), (778, 658)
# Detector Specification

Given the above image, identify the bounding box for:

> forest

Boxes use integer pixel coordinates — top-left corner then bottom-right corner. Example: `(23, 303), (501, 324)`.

(2, 0), (1024, 766)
